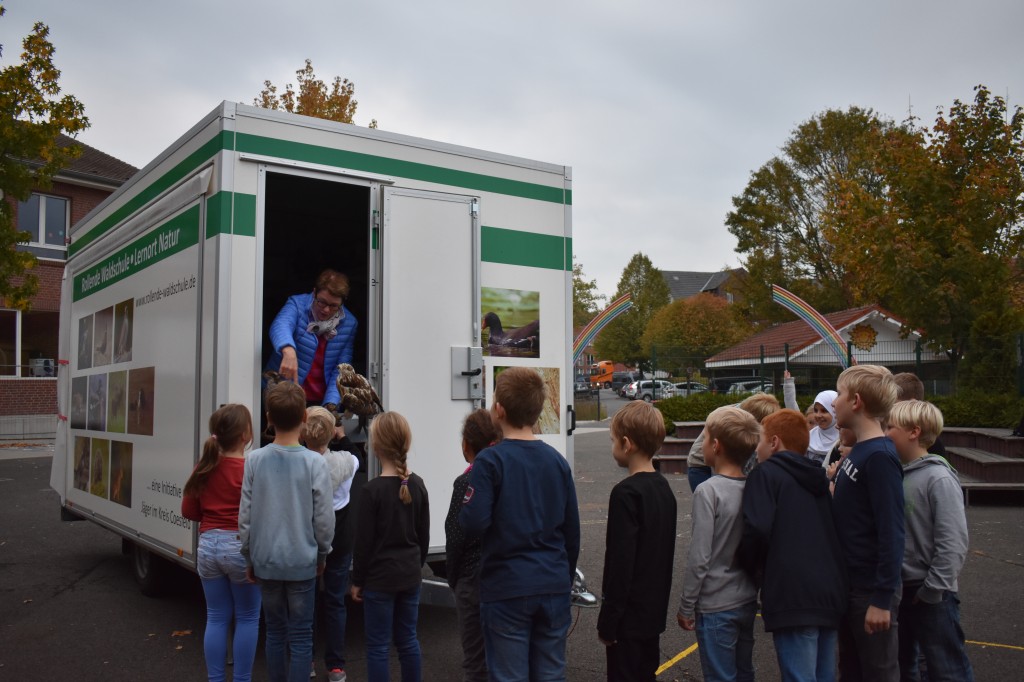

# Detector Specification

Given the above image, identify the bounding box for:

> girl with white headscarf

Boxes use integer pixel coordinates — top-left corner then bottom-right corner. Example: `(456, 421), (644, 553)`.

(784, 373), (841, 466)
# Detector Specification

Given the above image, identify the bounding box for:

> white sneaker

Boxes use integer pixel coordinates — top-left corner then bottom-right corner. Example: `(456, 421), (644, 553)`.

(310, 662), (317, 678)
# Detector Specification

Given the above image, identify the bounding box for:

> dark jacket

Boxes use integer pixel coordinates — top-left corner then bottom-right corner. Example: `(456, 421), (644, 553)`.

(738, 451), (848, 631)
(445, 468), (480, 588)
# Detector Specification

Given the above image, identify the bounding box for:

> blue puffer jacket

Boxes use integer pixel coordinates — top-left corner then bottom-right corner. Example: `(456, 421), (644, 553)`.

(264, 292), (358, 406)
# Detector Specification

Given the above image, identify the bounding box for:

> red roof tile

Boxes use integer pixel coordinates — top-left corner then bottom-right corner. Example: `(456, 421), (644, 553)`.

(706, 304), (906, 364)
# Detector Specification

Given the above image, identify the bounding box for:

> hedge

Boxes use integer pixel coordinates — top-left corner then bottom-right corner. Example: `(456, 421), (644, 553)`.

(656, 391), (1024, 430)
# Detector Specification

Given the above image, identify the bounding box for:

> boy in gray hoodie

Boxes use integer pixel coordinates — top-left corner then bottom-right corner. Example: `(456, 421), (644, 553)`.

(886, 400), (973, 682)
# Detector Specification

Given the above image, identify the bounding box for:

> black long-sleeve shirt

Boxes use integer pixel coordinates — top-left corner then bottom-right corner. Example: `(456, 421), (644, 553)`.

(351, 473), (429, 592)
(445, 468), (480, 588)
(597, 471), (677, 641)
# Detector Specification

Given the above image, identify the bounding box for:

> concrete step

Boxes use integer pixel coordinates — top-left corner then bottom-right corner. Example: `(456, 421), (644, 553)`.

(672, 421), (705, 439)
(942, 428), (1024, 459)
(945, 446), (1024, 484)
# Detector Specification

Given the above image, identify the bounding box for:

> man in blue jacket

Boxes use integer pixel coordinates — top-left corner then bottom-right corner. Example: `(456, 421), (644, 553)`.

(265, 269), (358, 408)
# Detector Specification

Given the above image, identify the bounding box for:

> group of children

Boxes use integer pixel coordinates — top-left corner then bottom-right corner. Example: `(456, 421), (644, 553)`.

(608, 365), (973, 682)
(182, 362), (974, 682)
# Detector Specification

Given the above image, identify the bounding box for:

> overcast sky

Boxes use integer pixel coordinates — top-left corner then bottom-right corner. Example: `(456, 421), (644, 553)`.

(4, 0), (1022, 298)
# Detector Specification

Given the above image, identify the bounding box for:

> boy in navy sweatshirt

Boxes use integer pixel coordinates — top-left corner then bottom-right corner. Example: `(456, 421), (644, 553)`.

(831, 364), (904, 682)
(738, 408), (847, 682)
(459, 367), (581, 681)
(597, 401), (676, 682)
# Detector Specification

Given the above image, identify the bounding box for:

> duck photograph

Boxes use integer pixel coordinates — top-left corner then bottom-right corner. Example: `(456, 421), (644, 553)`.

(481, 287), (540, 358)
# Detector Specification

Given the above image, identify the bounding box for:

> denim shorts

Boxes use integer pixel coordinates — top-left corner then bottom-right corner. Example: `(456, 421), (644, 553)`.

(197, 529), (249, 583)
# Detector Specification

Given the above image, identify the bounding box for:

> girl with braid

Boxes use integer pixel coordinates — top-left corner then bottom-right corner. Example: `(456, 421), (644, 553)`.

(350, 411), (430, 682)
(182, 404), (261, 682)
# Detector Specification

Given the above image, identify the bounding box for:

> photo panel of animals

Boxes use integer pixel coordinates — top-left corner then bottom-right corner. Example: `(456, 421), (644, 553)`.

(107, 370), (128, 433)
(113, 298), (134, 364)
(90, 438), (110, 499)
(110, 441), (133, 508)
(127, 367), (155, 436)
(493, 366), (560, 434)
(73, 436), (90, 492)
(77, 315), (93, 371)
(87, 373), (107, 432)
(71, 377), (88, 430)
(93, 306), (114, 367)
(481, 287), (540, 358)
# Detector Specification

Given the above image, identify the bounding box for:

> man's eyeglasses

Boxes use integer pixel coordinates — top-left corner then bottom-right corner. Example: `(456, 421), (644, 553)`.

(315, 297), (341, 311)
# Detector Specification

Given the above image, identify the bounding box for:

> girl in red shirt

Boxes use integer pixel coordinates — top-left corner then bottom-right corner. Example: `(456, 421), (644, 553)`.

(182, 404), (261, 682)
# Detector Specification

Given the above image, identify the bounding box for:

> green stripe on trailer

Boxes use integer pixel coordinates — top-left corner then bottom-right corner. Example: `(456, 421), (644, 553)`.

(69, 132), (231, 258)
(73, 205), (201, 301)
(206, 192), (257, 238)
(236, 133), (571, 206)
(481, 226), (569, 271)
(71, 129), (570, 257)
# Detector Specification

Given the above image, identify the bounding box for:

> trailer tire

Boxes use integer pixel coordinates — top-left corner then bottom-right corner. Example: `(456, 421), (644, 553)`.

(132, 543), (170, 597)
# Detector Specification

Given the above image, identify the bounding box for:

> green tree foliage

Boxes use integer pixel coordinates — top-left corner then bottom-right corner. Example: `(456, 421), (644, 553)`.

(829, 86), (1024, 385)
(572, 257), (605, 326)
(726, 107), (894, 323)
(255, 59), (377, 128)
(0, 6), (89, 309)
(594, 252), (670, 371)
(641, 293), (752, 374)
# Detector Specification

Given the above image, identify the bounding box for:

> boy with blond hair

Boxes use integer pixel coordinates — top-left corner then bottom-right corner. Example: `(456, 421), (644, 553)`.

(831, 364), (904, 682)
(678, 406), (760, 682)
(598, 401), (677, 682)
(887, 400), (973, 681)
(739, 409), (847, 681)
(460, 367), (581, 681)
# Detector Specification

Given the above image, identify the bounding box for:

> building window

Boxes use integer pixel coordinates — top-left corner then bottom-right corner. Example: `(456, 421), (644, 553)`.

(0, 309), (59, 377)
(17, 193), (69, 249)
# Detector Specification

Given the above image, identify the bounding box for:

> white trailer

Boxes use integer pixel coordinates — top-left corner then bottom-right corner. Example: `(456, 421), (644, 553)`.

(50, 102), (585, 602)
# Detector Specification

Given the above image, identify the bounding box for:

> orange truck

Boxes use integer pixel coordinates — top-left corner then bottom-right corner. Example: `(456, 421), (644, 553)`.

(590, 360), (614, 388)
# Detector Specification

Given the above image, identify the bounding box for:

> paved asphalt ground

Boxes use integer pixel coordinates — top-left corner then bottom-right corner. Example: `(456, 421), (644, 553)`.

(2, 391), (1022, 680)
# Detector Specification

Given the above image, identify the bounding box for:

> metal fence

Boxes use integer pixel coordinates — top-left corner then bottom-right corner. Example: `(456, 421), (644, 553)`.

(650, 334), (1024, 397)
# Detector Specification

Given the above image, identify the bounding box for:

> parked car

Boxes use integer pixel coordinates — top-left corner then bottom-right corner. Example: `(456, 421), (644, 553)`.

(672, 381), (708, 397)
(574, 379), (597, 396)
(727, 379), (774, 395)
(610, 371), (638, 394)
(627, 379), (676, 402)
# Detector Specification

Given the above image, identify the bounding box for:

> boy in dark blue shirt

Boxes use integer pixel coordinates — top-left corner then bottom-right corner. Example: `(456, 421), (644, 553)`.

(832, 364), (904, 682)
(459, 367), (581, 681)
(597, 401), (676, 682)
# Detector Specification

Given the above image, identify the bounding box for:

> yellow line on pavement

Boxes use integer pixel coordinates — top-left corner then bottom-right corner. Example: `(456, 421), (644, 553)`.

(656, 642), (698, 675)
(967, 639), (1024, 651)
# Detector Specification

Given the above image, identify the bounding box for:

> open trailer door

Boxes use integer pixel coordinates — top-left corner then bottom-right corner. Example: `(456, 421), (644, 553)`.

(379, 187), (482, 556)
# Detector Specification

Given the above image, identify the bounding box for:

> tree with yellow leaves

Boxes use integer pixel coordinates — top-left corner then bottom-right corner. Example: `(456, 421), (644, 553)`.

(255, 59), (376, 128)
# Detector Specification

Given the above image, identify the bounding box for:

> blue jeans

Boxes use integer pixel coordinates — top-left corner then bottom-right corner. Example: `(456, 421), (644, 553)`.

(198, 531), (261, 682)
(688, 465), (713, 492)
(322, 551), (352, 670)
(480, 592), (571, 682)
(897, 588), (974, 682)
(695, 601), (756, 682)
(772, 626), (837, 682)
(261, 577), (317, 682)
(363, 586), (422, 682)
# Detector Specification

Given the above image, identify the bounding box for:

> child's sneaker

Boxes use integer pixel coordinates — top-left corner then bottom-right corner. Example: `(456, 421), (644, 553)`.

(310, 662), (316, 678)
(328, 669), (347, 682)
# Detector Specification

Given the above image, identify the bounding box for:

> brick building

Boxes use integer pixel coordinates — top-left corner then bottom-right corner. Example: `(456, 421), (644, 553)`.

(2, 136), (136, 438)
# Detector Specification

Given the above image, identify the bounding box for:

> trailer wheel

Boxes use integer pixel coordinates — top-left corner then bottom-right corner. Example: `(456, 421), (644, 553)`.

(132, 543), (170, 597)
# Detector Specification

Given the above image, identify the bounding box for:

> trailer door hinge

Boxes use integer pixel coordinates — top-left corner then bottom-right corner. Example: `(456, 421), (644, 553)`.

(470, 200), (479, 217)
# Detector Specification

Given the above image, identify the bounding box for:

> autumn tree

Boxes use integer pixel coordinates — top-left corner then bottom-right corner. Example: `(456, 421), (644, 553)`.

(830, 85), (1024, 387)
(641, 293), (752, 375)
(255, 59), (377, 128)
(572, 257), (605, 326)
(0, 6), (89, 309)
(726, 107), (896, 323)
(594, 252), (670, 372)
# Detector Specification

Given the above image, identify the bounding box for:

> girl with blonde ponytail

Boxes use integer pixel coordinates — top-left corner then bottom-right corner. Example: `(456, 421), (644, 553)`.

(350, 411), (429, 682)
(181, 404), (261, 682)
